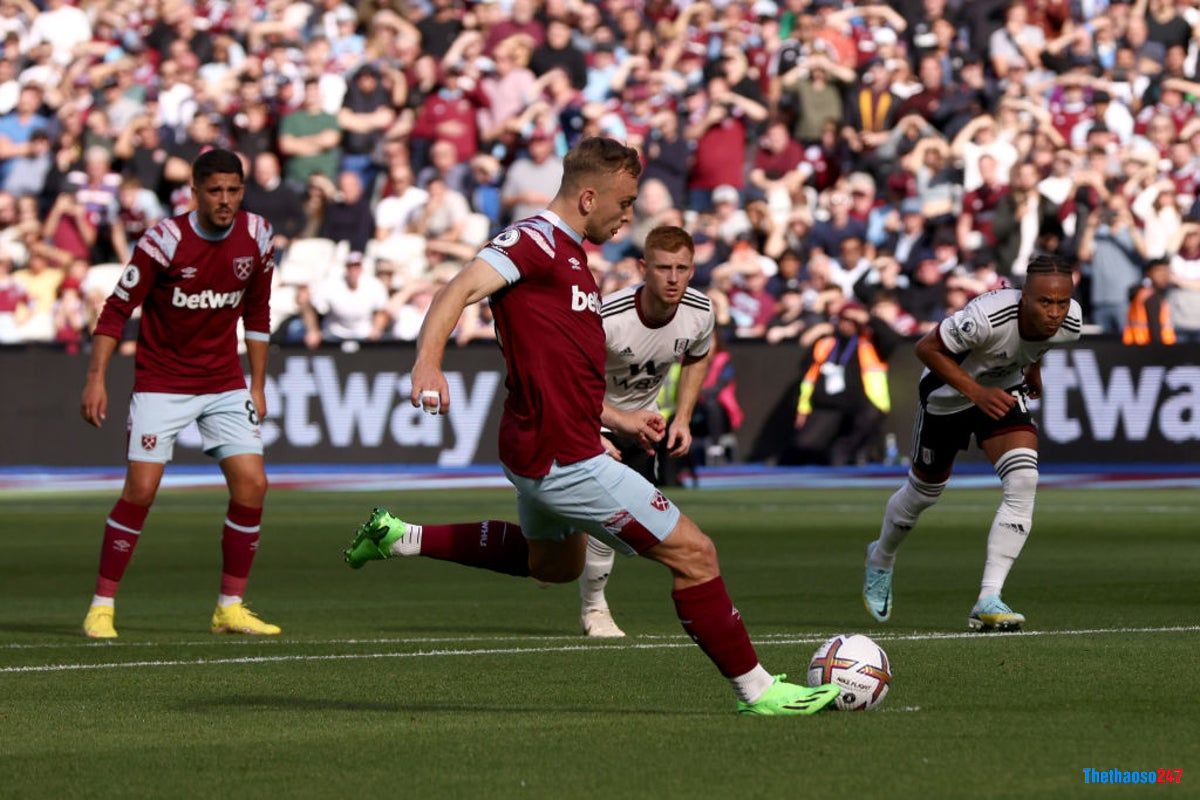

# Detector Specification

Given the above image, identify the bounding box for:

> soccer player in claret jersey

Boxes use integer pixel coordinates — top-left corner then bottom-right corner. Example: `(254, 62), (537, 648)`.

(80, 148), (280, 638)
(345, 137), (840, 715)
(862, 255), (1082, 631)
(581, 225), (715, 638)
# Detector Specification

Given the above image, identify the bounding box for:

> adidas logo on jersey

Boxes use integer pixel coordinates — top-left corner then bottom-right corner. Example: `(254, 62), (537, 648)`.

(619, 347), (634, 356)
(171, 286), (246, 310)
(571, 285), (601, 314)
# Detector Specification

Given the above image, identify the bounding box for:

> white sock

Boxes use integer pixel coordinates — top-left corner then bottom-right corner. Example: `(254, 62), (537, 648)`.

(91, 595), (114, 608)
(869, 472), (947, 568)
(980, 450), (1037, 600)
(579, 537), (615, 613)
(388, 523), (423, 556)
(217, 593), (242, 608)
(732, 664), (776, 704)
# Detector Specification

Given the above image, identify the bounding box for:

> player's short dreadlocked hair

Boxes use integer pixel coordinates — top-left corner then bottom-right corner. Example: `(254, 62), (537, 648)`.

(1024, 253), (1074, 277)
(191, 148), (244, 185)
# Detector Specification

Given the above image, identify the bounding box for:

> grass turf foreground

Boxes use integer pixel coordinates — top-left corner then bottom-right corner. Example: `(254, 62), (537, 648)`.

(1, 487), (1197, 799)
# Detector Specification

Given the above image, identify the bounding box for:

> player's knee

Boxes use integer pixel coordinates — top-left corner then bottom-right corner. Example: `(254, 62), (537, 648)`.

(233, 471), (269, 505)
(654, 518), (720, 582)
(1000, 467), (1037, 513)
(996, 448), (1038, 515)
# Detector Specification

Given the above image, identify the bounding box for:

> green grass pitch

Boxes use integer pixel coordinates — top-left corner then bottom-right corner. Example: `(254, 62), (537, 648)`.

(1, 487), (1197, 799)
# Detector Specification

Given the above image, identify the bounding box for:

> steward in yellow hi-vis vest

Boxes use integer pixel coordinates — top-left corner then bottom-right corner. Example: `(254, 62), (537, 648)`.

(787, 301), (899, 466)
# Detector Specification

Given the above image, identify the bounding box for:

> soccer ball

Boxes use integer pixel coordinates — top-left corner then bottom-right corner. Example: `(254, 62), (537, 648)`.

(807, 634), (892, 711)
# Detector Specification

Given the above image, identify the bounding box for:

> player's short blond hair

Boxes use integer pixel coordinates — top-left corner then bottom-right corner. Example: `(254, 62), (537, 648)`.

(562, 137), (642, 191)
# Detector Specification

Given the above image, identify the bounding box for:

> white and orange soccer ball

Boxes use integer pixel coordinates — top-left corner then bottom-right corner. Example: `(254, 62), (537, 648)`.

(807, 634), (892, 711)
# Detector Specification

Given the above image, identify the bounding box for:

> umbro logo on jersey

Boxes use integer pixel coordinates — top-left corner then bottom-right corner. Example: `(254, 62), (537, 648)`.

(180, 267), (198, 280)
(568, 257), (582, 271)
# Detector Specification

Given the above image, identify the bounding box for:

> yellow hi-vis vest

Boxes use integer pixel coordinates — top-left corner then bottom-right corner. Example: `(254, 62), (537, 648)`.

(797, 335), (891, 415)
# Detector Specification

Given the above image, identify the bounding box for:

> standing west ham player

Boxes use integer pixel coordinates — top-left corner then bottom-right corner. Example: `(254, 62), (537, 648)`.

(80, 148), (281, 638)
(344, 137), (840, 716)
(862, 255), (1082, 632)
(581, 225), (715, 638)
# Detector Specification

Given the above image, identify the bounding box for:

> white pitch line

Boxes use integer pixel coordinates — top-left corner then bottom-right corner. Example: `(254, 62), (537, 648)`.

(2, 625), (1197, 675)
(5, 624), (1199, 652)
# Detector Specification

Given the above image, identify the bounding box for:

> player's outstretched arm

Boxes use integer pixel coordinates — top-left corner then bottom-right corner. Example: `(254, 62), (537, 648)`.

(81, 334), (119, 428)
(411, 258), (508, 414)
(915, 328), (1015, 421)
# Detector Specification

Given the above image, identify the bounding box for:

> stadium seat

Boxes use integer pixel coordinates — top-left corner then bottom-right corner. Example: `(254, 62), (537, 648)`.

(278, 238), (338, 287)
(461, 213), (492, 248)
(82, 263), (125, 296)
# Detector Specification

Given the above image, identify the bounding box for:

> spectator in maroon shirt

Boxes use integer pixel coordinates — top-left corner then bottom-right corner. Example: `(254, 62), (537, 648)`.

(897, 54), (946, 125)
(684, 77), (768, 211)
(726, 257), (778, 338)
(410, 65), (490, 166)
(957, 154), (1009, 251)
(484, 0), (544, 53)
(749, 119), (805, 201)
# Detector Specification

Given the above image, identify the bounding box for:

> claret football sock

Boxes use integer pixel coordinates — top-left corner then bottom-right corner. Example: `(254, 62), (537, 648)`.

(420, 520), (531, 577)
(94, 498), (150, 599)
(220, 502), (262, 599)
(672, 577), (761, 688)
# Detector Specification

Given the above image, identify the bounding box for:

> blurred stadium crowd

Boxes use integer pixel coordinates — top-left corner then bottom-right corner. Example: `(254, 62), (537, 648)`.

(1, 0), (1199, 354)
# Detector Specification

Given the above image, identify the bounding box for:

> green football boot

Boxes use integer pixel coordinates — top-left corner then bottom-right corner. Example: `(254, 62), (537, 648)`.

(344, 507), (408, 569)
(737, 675), (841, 716)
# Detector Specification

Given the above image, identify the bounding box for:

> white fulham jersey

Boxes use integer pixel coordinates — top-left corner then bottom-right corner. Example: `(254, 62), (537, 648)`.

(601, 285), (715, 412)
(922, 287), (1082, 415)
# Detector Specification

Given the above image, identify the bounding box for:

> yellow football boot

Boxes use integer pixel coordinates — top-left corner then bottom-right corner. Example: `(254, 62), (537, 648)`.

(210, 602), (281, 635)
(83, 604), (118, 639)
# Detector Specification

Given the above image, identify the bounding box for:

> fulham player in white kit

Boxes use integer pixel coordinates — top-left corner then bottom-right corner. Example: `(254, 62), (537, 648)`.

(582, 225), (715, 637)
(80, 149), (281, 638)
(862, 255), (1082, 631)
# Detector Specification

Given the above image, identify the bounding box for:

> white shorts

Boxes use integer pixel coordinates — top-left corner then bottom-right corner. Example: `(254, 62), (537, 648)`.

(126, 389), (263, 464)
(503, 454), (681, 556)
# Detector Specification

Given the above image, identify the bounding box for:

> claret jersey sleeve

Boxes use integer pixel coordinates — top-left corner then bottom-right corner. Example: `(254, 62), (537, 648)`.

(242, 213), (275, 342)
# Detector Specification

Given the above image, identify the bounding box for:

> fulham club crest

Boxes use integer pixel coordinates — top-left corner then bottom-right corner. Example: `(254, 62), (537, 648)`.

(232, 256), (255, 281)
(141, 434), (157, 451)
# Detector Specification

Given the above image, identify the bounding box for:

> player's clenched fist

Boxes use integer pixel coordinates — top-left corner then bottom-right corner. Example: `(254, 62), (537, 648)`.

(971, 386), (1017, 421)
(410, 361), (449, 415)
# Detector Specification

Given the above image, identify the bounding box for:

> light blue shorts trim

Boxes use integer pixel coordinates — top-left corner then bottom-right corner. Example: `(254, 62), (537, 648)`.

(503, 454), (681, 556)
(126, 389), (263, 464)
